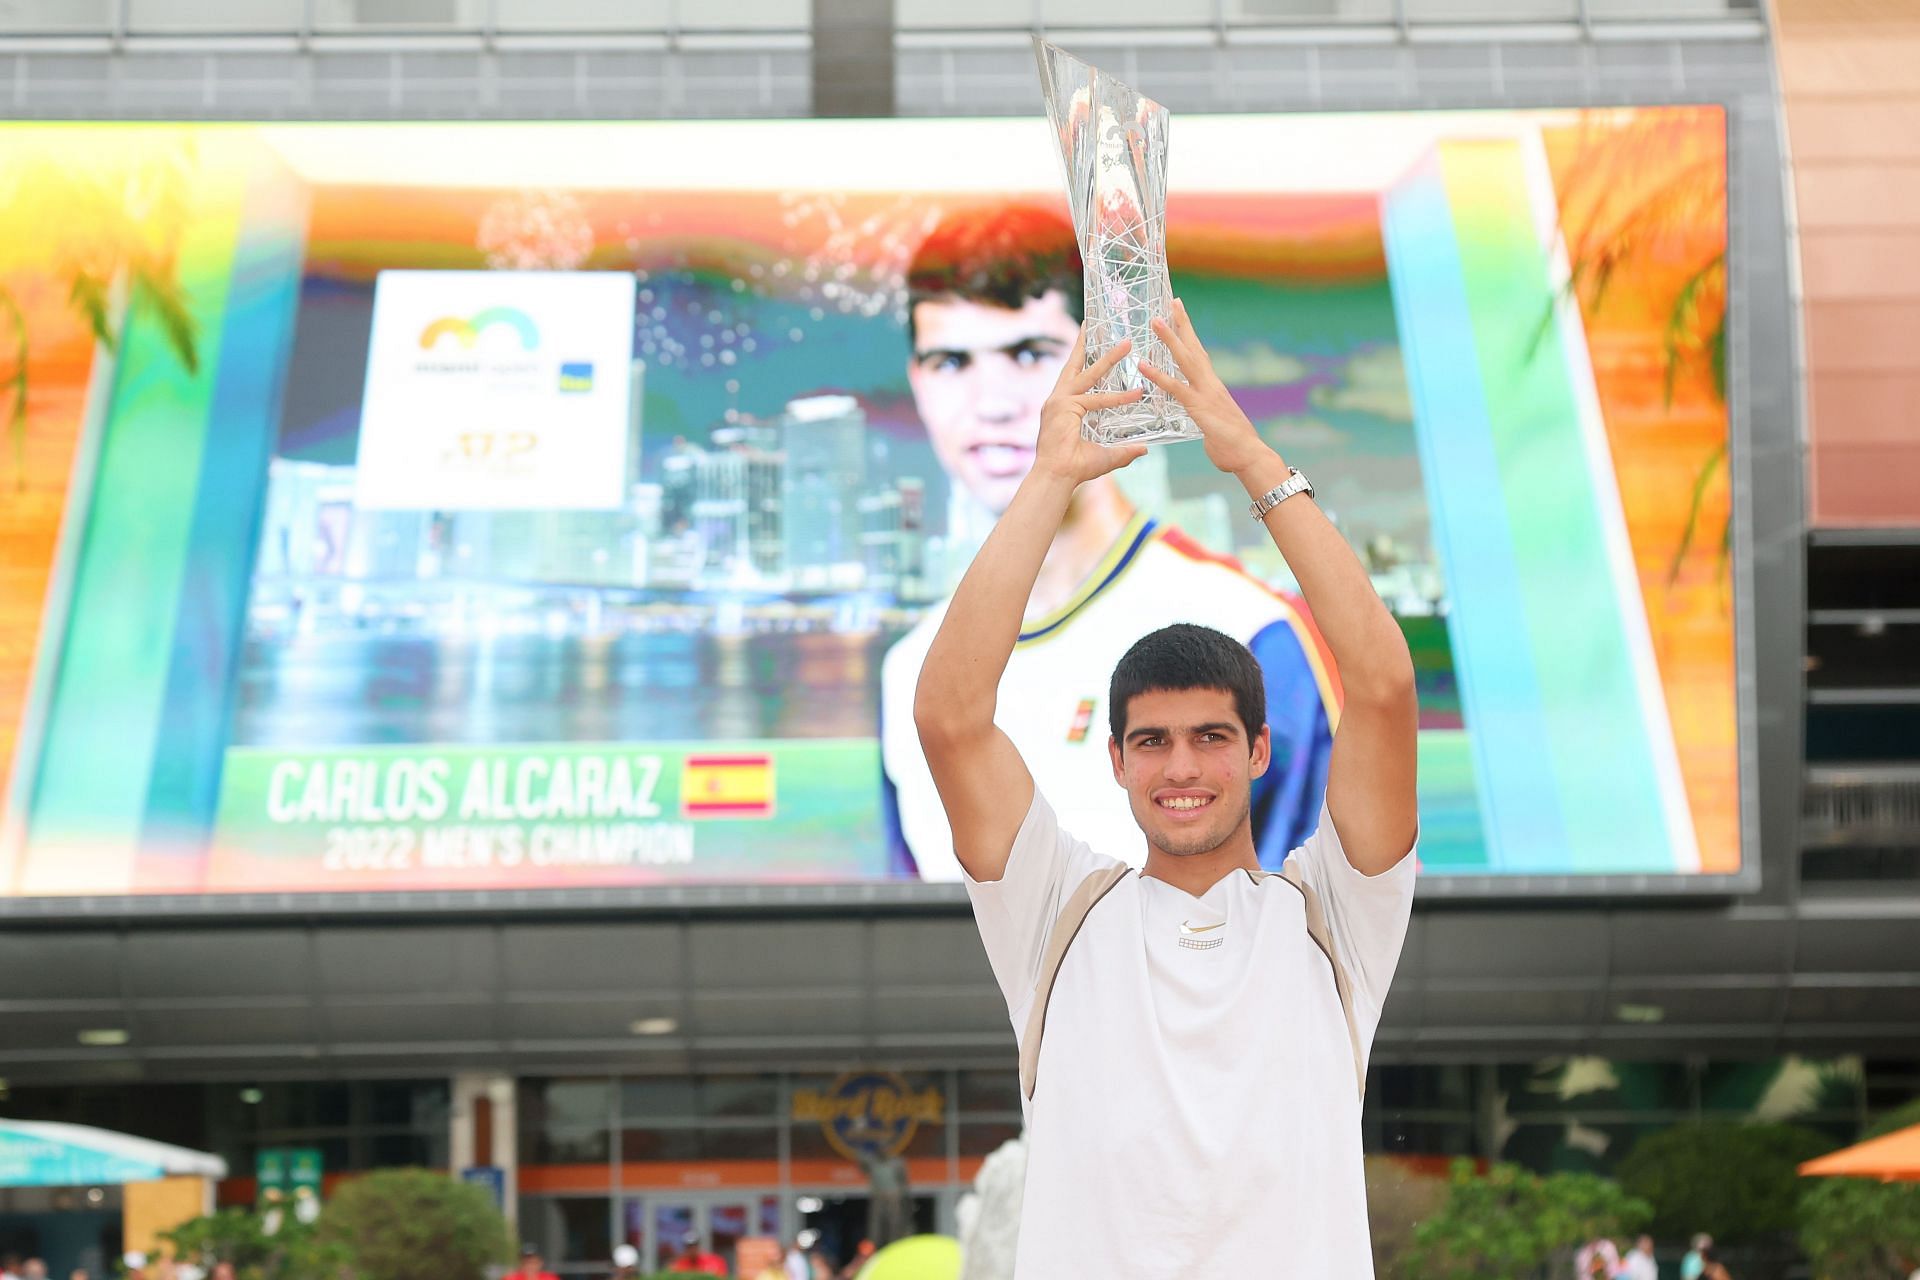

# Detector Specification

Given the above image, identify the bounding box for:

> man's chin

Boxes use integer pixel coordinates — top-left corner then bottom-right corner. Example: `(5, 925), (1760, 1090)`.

(1143, 823), (1232, 859)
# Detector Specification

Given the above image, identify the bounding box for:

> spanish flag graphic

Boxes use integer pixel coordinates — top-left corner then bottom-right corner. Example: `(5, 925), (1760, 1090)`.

(680, 754), (776, 818)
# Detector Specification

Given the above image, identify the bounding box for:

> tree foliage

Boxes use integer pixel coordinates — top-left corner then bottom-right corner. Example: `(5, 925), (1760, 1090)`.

(163, 1206), (345, 1280)
(1405, 1159), (1651, 1280)
(1614, 1120), (1835, 1247)
(1861, 1096), (1920, 1142)
(315, 1169), (511, 1280)
(1794, 1097), (1920, 1280)
(1798, 1177), (1920, 1280)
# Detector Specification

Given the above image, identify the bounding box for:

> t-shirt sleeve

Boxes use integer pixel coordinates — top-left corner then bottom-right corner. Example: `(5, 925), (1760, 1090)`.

(964, 787), (1119, 1018)
(1291, 801), (1416, 1052)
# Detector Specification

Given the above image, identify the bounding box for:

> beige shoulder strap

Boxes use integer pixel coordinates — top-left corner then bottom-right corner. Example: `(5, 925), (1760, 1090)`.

(1019, 863), (1132, 1101)
(1264, 860), (1367, 1102)
(1017, 860), (1369, 1104)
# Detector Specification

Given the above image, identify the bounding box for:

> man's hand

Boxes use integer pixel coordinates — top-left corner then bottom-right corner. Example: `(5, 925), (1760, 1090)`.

(1035, 327), (1150, 486)
(1139, 298), (1280, 481)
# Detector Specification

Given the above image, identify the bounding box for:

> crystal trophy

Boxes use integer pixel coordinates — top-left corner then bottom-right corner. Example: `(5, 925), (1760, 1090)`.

(1034, 37), (1199, 447)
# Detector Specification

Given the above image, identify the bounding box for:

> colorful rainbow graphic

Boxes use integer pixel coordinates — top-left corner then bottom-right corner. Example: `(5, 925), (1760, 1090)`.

(418, 306), (539, 350)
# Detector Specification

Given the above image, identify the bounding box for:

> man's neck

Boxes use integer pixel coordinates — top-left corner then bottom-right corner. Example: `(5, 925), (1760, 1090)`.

(1141, 827), (1262, 898)
(1026, 478), (1135, 619)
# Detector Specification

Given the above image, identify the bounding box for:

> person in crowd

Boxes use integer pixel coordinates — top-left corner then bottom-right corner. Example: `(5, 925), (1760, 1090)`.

(513, 1244), (559, 1280)
(1575, 1237), (1620, 1279)
(1682, 1232), (1714, 1280)
(834, 1240), (876, 1279)
(1698, 1244), (1733, 1280)
(664, 1233), (726, 1277)
(915, 302), (1417, 1272)
(782, 1237), (812, 1280)
(610, 1243), (640, 1280)
(0, 1253), (20, 1280)
(881, 204), (1338, 882)
(1619, 1234), (1658, 1280)
(19, 1260), (45, 1280)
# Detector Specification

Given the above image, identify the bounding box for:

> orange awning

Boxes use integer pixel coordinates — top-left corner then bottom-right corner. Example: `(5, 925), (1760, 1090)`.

(1799, 1123), (1920, 1182)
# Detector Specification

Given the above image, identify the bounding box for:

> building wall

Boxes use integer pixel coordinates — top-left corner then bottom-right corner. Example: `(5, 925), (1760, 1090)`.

(1773, 0), (1920, 527)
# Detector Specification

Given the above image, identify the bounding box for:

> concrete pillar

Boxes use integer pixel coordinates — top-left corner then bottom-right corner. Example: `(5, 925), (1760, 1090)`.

(812, 0), (894, 118)
(451, 1072), (519, 1232)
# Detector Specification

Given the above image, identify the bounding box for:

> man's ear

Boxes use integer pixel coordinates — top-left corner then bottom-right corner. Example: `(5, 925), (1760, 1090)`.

(1249, 723), (1272, 780)
(1109, 735), (1125, 787)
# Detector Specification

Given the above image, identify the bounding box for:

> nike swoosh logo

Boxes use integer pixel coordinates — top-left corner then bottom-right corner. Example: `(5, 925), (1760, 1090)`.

(1179, 920), (1225, 935)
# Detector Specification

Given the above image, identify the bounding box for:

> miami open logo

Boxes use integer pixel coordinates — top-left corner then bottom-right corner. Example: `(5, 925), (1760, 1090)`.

(418, 307), (539, 351)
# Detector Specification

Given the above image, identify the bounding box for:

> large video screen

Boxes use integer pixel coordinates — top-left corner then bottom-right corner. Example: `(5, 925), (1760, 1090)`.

(0, 110), (1738, 902)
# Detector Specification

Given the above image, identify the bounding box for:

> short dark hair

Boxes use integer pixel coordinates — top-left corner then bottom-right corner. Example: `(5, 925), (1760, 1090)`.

(1109, 623), (1266, 746)
(906, 204), (1084, 345)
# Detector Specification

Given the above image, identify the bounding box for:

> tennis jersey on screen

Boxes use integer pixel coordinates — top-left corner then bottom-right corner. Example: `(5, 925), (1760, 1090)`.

(880, 513), (1341, 881)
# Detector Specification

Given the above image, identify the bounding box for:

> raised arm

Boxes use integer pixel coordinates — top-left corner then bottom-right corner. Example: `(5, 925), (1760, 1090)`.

(1142, 301), (1417, 876)
(913, 331), (1145, 882)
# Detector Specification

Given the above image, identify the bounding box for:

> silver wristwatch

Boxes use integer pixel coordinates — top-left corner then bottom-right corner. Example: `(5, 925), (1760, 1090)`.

(1248, 467), (1314, 520)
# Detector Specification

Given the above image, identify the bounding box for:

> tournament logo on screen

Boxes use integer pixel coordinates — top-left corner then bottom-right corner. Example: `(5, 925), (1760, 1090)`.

(418, 307), (539, 351)
(355, 270), (634, 512)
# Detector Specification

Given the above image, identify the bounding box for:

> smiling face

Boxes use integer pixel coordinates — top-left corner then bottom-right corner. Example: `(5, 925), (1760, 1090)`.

(1109, 686), (1271, 858)
(907, 289), (1080, 515)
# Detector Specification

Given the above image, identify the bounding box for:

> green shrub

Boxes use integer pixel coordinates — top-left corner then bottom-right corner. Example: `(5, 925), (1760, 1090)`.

(1798, 1176), (1920, 1280)
(1792, 1099), (1920, 1280)
(1405, 1158), (1651, 1280)
(1614, 1120), (1834, 1246)
(315, 1168), (511, 1280)
(1861, 1095), (1920, 1142)
(163, 1205), (345, 1280)
(1366, 1155), (1448, 1279)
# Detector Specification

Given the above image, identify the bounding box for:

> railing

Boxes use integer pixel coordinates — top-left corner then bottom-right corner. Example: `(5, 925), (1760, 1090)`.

(1804, 767), (1920, 844)
(1802, 766), (1920, 884)
(0, 0), (810, 39)
(0, 0), (1764, 41)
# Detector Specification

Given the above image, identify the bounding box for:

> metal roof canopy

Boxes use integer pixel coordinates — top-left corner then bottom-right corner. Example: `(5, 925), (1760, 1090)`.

(0, 1119), (227, 1187)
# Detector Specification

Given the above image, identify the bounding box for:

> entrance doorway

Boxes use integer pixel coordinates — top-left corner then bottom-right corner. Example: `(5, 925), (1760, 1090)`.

(621, 1193), (781, 1274)
(0, 1187), (122, 1279)
(794, 1194), (937, 1273)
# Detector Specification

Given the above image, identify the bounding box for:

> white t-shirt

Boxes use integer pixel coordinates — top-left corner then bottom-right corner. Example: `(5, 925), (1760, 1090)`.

(1621, 1249), (1659, 1280)
(968, 788), (1416, 1276)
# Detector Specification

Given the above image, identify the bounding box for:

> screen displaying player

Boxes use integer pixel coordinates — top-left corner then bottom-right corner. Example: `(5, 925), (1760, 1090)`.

(880, 205), (1341, 880)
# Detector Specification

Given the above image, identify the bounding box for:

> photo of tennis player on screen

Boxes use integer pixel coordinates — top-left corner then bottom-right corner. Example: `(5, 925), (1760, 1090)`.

(879, 205), (1340, 880)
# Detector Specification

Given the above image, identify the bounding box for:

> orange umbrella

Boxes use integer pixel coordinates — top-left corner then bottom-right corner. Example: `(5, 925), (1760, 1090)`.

(1798, 1123), (1920, 1182)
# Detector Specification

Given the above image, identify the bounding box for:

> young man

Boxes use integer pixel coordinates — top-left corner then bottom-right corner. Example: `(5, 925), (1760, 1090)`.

(914, 303), (1419, 1274)
(512, 1245), (560, 1280)
(881, 205), (1338, 880)
(664, 1233), (727, 1277)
